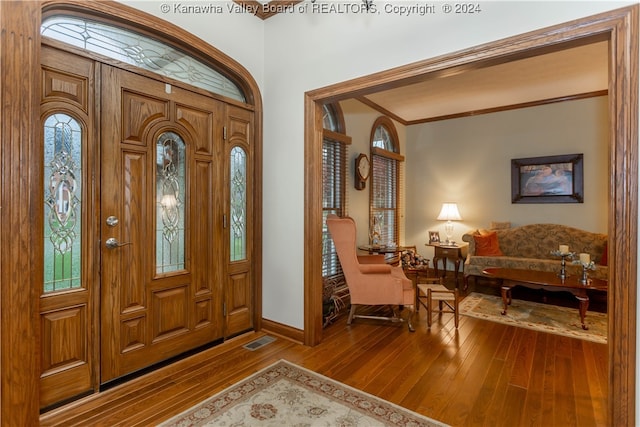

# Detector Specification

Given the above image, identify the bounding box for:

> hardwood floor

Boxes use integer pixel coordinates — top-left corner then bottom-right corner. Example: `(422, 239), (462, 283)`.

(40, 300), (608, 427)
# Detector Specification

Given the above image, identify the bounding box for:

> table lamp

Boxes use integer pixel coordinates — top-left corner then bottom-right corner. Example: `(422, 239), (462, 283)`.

(437, 202), (462, 244)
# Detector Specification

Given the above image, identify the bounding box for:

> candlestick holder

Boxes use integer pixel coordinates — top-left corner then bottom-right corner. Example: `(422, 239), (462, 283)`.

(573, 260), (596, 285)
(550, 250), (575, 280)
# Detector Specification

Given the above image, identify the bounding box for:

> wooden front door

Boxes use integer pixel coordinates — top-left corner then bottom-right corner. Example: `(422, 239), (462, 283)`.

(100, 65), (227, 382)
(40, 43), (256, 408)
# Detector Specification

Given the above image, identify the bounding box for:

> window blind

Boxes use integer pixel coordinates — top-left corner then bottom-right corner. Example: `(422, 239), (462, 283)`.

(371, 153), (399, 246)
(322, 135), (348, 277)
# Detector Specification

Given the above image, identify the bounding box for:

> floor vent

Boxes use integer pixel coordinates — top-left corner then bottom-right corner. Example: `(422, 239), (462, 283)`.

(243, 335), (276, 351)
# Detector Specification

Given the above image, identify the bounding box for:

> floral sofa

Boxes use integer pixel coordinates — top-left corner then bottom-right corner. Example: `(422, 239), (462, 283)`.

(462, 223), (608, 287)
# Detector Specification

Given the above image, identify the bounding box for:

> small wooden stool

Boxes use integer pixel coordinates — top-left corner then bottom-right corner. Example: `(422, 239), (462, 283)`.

(417, 278), (459, 328)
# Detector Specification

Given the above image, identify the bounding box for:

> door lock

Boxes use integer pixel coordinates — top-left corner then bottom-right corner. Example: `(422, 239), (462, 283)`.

(106, 216), (119, 227)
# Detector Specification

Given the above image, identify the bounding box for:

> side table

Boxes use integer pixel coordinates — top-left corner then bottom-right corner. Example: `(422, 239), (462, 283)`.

(426, 242), (468, 285)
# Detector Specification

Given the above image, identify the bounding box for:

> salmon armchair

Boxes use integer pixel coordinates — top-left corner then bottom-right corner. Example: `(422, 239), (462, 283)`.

(326, 214), (415, 332)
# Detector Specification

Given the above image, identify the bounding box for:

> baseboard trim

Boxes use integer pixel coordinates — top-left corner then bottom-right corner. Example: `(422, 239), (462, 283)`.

(260, 318), (304, 345)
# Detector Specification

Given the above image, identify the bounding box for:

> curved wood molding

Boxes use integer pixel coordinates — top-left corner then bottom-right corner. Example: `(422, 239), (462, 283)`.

(304, 6), (638, 426)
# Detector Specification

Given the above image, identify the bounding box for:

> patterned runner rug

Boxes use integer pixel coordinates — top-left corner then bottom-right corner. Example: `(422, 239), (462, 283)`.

(159, 359), (448, 426)
(460, 292), (607, 344)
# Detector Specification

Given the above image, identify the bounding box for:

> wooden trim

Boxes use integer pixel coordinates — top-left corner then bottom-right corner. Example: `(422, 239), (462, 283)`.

(304, 100), (325, 346)
(371, 147), (405, 162)
(607, 5), (638, 423)
(359, 90), (609, 125)
(260, 318), (304, 344)
(0, 1), (42, 425)
(323, 129), (352, 145)
(304, 6), (638, 426)
(356, 96), (408, 125)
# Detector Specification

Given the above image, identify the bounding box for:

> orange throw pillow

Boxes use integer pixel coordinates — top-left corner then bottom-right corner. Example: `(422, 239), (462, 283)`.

(474, 231), (503, 256)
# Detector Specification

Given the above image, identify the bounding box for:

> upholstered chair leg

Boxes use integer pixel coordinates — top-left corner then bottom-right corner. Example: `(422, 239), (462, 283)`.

(405, 305), (415, 332)
(392, 306), (400, 320)
(347, 305), (357, 325)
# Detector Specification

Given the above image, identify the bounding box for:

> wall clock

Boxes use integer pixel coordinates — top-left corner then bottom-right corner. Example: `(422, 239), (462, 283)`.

(354, 153), (370, 190)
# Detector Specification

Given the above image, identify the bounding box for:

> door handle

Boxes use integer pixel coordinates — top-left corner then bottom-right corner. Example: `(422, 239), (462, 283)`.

(105, 237), (132, 249)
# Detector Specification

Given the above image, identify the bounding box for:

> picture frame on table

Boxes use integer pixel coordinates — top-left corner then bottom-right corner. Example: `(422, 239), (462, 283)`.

(511, 153), (584, 204)
(428, 231), (440, 244)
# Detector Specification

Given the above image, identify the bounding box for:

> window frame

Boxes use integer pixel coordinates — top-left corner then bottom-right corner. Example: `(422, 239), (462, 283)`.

(369, 116), (403, 247)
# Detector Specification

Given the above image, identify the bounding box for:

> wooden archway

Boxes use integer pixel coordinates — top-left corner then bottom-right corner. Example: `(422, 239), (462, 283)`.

(304, 6), (638, 426)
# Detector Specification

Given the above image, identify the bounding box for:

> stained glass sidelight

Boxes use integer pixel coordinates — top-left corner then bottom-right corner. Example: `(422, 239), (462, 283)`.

(156, 132), (186, 273)
(41, 15), (245, 102)
(43, 114), (82, 293)
(230, 147), (247, 261)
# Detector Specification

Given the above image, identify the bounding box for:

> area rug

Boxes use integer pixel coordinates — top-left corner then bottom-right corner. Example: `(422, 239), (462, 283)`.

(460, 292), (607, 344)
(159, 359), (447, 426)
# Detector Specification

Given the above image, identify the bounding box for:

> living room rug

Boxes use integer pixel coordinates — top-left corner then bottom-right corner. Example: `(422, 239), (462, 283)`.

(159, 359), (447, 426)
(460, 293), (607, 344)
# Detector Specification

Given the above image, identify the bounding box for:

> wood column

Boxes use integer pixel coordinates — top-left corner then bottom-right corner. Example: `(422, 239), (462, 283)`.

(0, 1), (41, 425)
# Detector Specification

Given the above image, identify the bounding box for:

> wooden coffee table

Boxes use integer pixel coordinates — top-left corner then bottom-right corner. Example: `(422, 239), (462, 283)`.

(482, 267), (608, 330)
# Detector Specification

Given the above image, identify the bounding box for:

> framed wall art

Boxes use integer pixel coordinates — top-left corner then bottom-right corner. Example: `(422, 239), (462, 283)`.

(511, 153), (584, 204)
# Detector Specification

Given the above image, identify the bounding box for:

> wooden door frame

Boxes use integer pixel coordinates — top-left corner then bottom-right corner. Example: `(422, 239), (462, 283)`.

(0, 1), (263, 424)
(304, 5), (638, 426)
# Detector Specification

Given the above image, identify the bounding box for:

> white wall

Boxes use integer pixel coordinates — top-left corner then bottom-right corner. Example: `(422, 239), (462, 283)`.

(405, 96), (609, 254)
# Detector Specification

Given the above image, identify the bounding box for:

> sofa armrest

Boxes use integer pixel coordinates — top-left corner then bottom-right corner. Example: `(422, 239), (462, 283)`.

(462, 231), (477, 257)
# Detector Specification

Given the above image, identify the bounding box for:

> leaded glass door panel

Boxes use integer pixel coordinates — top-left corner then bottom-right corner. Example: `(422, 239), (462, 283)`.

(100, 65), (225, 382)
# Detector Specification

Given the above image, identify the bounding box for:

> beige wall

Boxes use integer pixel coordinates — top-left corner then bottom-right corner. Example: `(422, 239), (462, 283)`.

(342, 96), (609, 262)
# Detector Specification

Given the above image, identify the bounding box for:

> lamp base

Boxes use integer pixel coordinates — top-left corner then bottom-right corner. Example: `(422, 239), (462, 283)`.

(444, 221), (454, 244)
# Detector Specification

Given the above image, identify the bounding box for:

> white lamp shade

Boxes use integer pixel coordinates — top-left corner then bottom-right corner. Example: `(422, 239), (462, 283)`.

(437, 203), (462, 221)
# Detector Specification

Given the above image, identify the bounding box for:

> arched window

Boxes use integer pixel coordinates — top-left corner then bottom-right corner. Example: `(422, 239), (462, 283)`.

(322, 103), (349, 278)
(370, 116), (403, 247)
(41, 15), (246, 102)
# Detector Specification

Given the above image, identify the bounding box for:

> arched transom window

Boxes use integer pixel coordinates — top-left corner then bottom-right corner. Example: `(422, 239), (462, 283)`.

(41, 15), (246, 102)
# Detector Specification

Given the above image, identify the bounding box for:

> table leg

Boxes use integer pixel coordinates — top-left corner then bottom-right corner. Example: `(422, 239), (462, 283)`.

(433, 256), (444, 278)
(575, 295), (590, 330)
(500, 285), (511, 315)
(453, 258), (462, 285)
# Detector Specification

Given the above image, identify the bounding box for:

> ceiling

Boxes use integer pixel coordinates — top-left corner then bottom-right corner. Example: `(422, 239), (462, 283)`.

(358, 40), (609, 124)
(232, 0), (609, 123)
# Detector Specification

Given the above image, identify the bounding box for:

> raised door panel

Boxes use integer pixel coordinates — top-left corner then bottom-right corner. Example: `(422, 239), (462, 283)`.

(120, 150), (148, 313)
(40, 305), (91, 405)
